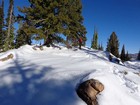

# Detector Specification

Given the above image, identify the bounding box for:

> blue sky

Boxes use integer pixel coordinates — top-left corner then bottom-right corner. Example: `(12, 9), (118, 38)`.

(3, 0), (140, 53)
(82, 0), (140, 53)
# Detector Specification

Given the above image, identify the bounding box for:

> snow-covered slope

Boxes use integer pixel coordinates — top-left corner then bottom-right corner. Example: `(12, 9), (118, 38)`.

(0, 45), (140, 105)
(124, 61), (140, 71)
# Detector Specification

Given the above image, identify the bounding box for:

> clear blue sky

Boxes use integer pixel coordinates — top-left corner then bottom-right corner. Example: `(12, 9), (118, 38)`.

(82, 0), (140, 53)
(4, 0), (140, 53)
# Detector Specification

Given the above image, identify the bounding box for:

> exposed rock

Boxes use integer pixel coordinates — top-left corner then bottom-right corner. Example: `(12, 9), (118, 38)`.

(32, 46), (44, 51)
(76, 79), (104, 105)
(0, 54), (14, 61)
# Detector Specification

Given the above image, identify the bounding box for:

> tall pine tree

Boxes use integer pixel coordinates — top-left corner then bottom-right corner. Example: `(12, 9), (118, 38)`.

(106, 32), (119, 57)
(120, 44), (126, 62)
(4, 0), (15, 51)
(18, 0), (86, 48)
(91, 29), (98, 49)
(0, 0), (4, 51)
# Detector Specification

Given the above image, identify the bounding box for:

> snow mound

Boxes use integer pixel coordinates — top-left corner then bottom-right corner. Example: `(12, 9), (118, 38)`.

(0, 45), (140, 105)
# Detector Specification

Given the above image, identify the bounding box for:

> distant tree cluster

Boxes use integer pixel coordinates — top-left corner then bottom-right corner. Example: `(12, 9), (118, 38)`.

(91, 28), (103, 51)
(106, 32), (130, 62)
(0, 0), (86, 52)
(90, 31), (132, 62)
(120, 45), (130, 62)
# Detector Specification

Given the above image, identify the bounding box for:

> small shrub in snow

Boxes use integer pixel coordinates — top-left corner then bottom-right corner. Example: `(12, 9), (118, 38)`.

(123, 71), (128, 75)
(39, 46), (44, 51)
(32, 46), (37, 50)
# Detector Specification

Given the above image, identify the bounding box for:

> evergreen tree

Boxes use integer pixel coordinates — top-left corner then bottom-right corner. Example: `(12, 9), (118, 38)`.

(125, 51), (130, 61)
(137, 50), (140, 60)
(65, 0), (87, 49)
(18, 0), (86, 48)
(4, 0), (15, 51)
(98, 43), (101, 50)
(98, 43), (103, 51)
(15, 24), (32, 48)
(100, 43), (103, 51)
(106, 32), (119, 57)
(0, 0), (4, 51)
(120, 45), (126, 62)
(91, 29), (98, 49)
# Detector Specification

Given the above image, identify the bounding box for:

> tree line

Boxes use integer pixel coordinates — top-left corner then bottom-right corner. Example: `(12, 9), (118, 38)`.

(0, 0), (86, 51)
(91, 30), (140, 61)
(0, 0), (139, 61)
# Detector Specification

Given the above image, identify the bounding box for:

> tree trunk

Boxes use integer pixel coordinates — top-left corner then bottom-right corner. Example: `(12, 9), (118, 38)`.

(4, 2), (13, 51)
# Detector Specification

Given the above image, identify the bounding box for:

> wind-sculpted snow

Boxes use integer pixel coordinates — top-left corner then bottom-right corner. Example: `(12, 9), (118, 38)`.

(0, 45), (140, 105)
(124, 61), (140, 71)
(113, 66), (139, 93)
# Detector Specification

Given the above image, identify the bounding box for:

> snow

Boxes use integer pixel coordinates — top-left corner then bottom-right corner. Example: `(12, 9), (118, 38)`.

(0, 45), (140, 105)
(124, 61), (140, 71)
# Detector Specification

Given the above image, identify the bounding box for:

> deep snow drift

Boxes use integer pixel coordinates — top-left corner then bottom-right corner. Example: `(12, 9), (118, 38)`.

(0, 45), (140, 105)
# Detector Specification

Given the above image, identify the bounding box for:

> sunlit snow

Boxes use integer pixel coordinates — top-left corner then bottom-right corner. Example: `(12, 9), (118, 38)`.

(0, 45), (140, 105)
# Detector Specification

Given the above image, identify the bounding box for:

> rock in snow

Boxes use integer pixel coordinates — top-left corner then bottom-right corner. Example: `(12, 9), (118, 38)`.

(76, 79), (104, 105)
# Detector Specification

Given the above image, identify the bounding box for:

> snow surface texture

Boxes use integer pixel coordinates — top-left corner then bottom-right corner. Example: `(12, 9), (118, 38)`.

(124, 61), (140, 71)
(0, 45), (140, 105)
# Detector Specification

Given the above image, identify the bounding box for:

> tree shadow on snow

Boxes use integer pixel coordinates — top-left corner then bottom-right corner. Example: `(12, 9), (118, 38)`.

(0, 59), (81, 105)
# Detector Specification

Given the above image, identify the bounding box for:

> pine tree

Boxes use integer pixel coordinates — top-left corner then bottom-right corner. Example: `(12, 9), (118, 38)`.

(66, 0), (87, 49)
(100, 43), (103, 51)
(98, 43), (101, 50)
(98, 43), (103, 51)
(137, 50), (140, 60)
(15, 26), (32, 48)
(4, 0), (15, 51)
(18, 0), (86, 48)
(106, 32), (119, 57)
(0, 0), (4, 51)
(125, 51), (130, 61)
(91, 29), (98, 49)
(120, 45), (126, 62)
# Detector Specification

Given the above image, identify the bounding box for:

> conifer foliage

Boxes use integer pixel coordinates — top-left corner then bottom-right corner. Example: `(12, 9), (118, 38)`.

(17, 0), (86, 48)
(120, 45), (130, 62)
(106, 32), (119, 57)
(125, 51), (130, 61)
(0, 0), (4, 51)
(120, 45), (126, 62)
(98, 43), (103, 51)
(91, 29), (98, 49)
